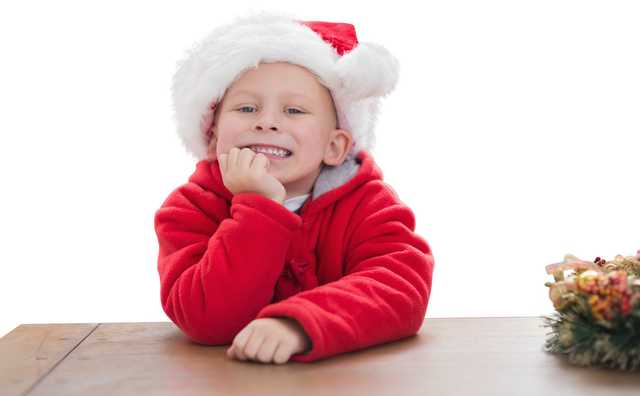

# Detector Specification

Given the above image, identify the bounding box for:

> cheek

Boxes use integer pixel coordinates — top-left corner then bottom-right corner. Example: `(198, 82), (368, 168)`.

(215, 123), (240, 155)
(294, 122), (321, 140)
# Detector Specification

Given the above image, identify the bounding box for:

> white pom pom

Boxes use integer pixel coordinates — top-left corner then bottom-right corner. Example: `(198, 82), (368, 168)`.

(335, 42), (400, 103)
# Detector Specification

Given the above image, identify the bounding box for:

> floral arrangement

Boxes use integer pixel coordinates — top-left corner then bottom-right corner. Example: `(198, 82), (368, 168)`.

(544, 250), (640, 370)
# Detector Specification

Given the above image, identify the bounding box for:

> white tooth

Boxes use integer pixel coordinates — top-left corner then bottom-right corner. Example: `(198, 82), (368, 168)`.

(250, 146), (291, 156)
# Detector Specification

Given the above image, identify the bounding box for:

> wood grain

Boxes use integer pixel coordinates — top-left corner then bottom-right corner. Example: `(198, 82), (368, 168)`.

(22, 318), (640, 396)
(0, 323), (98, 396)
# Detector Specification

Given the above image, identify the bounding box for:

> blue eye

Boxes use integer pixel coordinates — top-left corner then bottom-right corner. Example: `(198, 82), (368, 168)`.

(240, 107), (301, 114)
(240, 107), (256, 113)
(285, 109), (301, 114)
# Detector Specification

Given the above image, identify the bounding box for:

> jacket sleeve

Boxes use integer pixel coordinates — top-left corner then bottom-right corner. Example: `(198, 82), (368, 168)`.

(256, 181), (434, 361)
(155, 185), (301, 345)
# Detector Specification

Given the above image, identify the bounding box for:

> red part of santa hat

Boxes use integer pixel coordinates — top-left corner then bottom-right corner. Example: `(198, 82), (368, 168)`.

(299, 21), (359, 56)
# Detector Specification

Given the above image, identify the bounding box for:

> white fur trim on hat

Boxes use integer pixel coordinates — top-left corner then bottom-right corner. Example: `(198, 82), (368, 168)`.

(171, 12), (399, 160)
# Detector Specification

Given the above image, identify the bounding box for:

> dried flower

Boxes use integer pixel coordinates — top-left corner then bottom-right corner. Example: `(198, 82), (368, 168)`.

(542, 250), (599, 278)
(549, 281), (576, 310)
(593, 253), (607, 267)
(545, 251), (640, 371)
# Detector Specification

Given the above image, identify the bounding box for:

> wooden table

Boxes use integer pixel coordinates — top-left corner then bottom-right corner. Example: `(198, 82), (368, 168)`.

(1, 317), (639, 396)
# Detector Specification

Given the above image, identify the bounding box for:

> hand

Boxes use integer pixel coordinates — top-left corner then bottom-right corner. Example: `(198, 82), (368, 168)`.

(226, 318), (312, 364)
(218, 148), (286, 205)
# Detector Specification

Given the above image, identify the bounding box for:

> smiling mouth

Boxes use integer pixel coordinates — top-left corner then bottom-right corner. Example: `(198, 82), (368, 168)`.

(247, 146), (292, 157)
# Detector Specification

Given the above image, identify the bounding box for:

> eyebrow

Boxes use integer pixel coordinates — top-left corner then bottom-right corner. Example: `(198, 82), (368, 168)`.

(226, 89), (318, 106)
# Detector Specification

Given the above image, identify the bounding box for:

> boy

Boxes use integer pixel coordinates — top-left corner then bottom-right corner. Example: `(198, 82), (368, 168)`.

(155, 13), (434, 364)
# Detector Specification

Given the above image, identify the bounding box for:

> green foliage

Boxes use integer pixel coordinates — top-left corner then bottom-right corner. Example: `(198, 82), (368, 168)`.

(544, 299), (640, 370)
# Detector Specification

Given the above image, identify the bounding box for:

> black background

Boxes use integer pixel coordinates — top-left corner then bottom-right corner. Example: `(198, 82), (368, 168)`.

(0, 3), (640, 329)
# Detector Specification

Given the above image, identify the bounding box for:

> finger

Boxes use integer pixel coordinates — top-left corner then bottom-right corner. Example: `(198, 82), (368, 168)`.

(234, 345), (247, 361)
(226, 345), (236, 359)
(255, 335), (280, 364)
(242, 332), (271, 361)
(231, 325), (254, 361)
(272, 340), (295, 365)
(237, 147), (256, 170)
(249, 153), (270, 173)
(227, 148), (241, 171)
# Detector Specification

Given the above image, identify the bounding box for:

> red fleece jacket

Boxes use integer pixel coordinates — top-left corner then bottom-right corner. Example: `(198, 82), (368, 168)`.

(155, 151), (434, 362)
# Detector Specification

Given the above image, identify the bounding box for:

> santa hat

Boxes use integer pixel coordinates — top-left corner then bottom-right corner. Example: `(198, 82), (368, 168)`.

(171, 12), (400, 160)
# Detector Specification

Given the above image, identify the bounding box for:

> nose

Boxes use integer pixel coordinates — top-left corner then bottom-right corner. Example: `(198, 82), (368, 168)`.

(252, 109), (280, 132)
(253, 123), (279, 132)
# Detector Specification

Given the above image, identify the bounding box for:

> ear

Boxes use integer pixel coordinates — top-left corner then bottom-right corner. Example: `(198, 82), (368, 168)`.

(323, 129), (353, 167)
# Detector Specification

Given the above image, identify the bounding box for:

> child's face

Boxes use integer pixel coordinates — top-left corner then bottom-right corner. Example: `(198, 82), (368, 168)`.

(209, 62), (351, 198)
